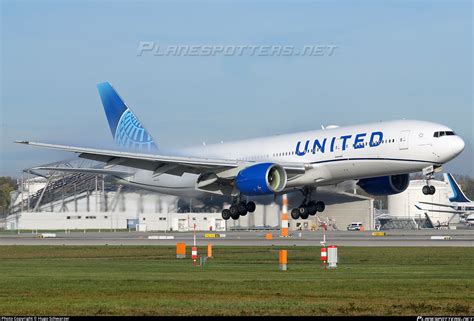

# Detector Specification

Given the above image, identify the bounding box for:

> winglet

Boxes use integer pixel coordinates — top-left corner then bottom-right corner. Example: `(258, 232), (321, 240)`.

(444, 173), (471, 203)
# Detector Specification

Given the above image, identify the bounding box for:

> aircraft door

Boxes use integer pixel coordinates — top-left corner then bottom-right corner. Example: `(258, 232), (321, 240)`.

(334, 138), (343, 158)
(399, 130), (410, 150)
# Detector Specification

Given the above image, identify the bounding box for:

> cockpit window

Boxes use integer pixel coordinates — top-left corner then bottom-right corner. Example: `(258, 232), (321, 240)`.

(434, 131), (455, 138)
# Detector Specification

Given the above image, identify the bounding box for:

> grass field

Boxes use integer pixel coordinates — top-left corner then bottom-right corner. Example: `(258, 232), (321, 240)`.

(0, 246), (472, 316)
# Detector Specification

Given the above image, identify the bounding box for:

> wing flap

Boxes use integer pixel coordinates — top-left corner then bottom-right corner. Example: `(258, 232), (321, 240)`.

(31, 166), (134, 177)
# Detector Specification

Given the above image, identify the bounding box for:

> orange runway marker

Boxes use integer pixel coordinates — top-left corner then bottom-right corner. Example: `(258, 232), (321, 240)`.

(279, 250), (288, 271)
(176, 242), (186, 259)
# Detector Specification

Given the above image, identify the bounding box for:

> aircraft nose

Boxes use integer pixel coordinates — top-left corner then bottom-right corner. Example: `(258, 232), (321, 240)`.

(452, 136), (465, 155)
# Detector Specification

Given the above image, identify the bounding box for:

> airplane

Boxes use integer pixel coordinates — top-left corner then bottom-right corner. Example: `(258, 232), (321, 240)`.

(16, 82), (466, 221)
(416, 173), (474, 225)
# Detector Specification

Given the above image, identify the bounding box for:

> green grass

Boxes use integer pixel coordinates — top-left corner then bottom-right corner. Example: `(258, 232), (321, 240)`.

(0, 246), (472, 316)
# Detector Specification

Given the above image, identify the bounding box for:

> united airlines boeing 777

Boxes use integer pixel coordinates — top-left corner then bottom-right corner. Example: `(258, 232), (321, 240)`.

(17, 82), (465, 221)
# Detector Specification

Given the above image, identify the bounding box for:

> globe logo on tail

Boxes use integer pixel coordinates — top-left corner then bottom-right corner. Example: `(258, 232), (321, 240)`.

(114, 109), (157, 151)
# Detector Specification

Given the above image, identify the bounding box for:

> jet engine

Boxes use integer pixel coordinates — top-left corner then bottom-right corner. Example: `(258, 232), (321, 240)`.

(235, 163), (287, 196)
(357, 174), (410, 196)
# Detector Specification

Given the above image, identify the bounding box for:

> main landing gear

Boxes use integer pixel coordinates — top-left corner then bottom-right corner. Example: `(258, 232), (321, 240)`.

(290, 187), (325, 220)
(221, 196), (256, 221)
(422, 166), (436, 195)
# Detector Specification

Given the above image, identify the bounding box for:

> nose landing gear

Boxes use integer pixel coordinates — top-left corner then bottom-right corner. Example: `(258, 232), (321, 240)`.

(422, 166), (437, 195)
(422, 185), (436, 195)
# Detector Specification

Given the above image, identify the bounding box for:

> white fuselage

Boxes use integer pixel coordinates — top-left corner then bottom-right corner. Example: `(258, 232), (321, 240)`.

(114, 120), (465, 198)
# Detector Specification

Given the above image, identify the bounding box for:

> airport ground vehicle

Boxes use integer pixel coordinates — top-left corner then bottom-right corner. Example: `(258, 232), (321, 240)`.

(347, 222), (363, 231)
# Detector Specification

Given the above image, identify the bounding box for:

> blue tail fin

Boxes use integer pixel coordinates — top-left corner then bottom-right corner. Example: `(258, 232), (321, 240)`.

(97, 82), (158, 152)
(444, 173), (471, 203)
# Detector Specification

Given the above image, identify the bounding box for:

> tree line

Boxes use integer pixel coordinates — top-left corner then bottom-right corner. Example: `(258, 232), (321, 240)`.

(0, 177), (18, 215)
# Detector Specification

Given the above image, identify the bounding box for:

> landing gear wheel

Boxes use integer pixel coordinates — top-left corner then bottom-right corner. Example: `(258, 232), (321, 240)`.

(316, 201), (325, 212)
(230, 205), (239, 216)
(300, 211), (309, 220)
(291, 208), (300, 220)
(422, 185), (430, 195)
(230, 212), (240, 220)
(429, 185), (436, 195)
(222, 209), (231, 220)
(246, 201), (256, 213)
(307, 201), (317, 216)
(237, 202), (248, 216)
(298, 206), (308, 216)
(422, 165), (436, 196)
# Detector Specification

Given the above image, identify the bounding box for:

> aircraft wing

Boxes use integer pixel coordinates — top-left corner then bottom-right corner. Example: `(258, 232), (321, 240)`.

(16, 141), (306, 177)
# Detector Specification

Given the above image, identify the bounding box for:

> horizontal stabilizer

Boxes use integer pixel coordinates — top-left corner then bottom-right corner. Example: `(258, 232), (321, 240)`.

(415, 204), (465, 214)
(417, 201), (457, 209)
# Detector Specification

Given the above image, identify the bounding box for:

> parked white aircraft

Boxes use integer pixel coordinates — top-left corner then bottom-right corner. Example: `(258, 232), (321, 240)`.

(17, 82), (465, 221)
(416, 173), (474, 225)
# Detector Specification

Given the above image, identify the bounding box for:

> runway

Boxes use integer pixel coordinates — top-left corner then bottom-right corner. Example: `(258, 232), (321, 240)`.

(1, 229), (473, 246)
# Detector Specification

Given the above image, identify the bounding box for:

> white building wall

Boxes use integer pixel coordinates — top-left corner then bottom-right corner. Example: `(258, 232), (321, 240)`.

(138, 213), (169, 231)
(170, 213), (226, 232)
(6, 211), (227, 232)
(6, 211), (133, 230)
(6, 190), (183, 231)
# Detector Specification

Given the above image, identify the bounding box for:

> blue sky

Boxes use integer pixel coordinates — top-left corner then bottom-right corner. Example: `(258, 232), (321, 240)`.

(1, 0), (472, 177)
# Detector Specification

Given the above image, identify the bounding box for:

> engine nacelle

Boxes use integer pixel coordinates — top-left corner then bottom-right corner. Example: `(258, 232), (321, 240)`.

(235, 163), (287, 196)
(357, 174), (410, 196)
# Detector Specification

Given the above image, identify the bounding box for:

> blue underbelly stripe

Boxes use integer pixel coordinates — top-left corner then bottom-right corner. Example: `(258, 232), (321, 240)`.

(309, 157), (441, 165)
